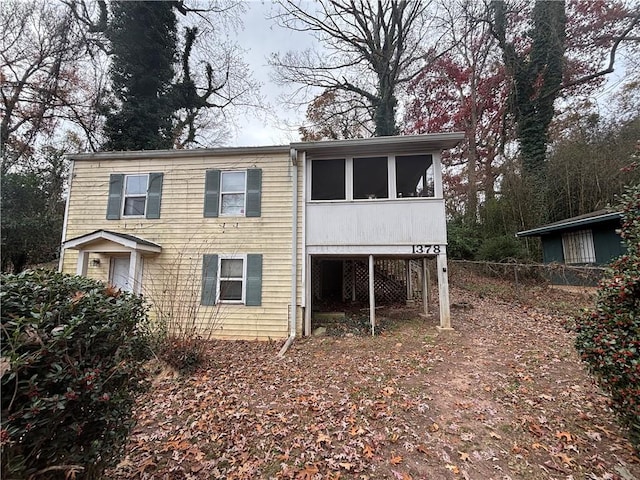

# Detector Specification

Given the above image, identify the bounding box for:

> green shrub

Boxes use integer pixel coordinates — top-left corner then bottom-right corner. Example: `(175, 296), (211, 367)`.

(573, 176), (640, 451)
(476, 235), (527, 262)
(1, 270), (150, 478)
(446, 220), (482, 259)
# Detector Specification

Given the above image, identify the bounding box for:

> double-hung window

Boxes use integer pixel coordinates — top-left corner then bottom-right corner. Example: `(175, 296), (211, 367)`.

(201, 253), (263, 306)
(219, 257), (244, 302)
(204, 169), (262, 218)
(221, 171), (246, 215)
(106, 172), (163, 220)
(123, 174), (148, 216)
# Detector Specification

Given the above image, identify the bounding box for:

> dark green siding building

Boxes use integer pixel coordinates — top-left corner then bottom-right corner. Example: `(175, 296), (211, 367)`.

(516, 210), (625, 286)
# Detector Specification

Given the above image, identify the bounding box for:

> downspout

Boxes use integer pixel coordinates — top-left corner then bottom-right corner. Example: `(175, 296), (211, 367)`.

(58, 159), (75, 272)
(278, 148), (298, 357)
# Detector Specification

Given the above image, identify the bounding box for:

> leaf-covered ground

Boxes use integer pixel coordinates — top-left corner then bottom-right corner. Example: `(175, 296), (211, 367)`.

(110, 272), (639, 479)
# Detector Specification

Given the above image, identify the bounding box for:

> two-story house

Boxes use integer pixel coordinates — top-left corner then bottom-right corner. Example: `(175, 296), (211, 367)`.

(59, 133), (463, 343)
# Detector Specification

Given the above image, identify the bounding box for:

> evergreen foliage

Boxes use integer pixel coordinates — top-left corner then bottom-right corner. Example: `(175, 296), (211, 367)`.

(573, 155), (640, 451)
(0, 149), (67, 272)
(103, 1), (177, 150)
(493, 1), (566, 180)
(0, 270), (150, 478)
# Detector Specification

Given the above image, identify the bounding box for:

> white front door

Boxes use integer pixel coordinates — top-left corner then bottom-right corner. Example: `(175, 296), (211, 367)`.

(110, 256), (132, 292)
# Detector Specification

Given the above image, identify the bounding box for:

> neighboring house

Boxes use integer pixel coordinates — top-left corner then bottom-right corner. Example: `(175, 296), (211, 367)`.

(516, 210), (625, 286)
(59, 133), (463, 340)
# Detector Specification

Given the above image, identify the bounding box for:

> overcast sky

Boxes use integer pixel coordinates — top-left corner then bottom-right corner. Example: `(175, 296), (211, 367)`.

(227, 1), (317, 147)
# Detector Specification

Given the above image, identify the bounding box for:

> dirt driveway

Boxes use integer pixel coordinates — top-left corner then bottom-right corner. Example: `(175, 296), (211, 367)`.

(110, 275), (639, 479)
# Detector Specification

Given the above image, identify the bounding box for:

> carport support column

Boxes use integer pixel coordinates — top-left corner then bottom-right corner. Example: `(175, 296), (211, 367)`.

(422, 257), (429, 315)
(76, 250), (89, 276)
(436, 253), (452, 330)
(369, 254), (375, 336)
(405, 260), (414, 305)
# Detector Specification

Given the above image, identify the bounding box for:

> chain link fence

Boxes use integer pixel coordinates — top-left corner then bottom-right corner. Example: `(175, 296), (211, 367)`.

(449, 259), (606, 288)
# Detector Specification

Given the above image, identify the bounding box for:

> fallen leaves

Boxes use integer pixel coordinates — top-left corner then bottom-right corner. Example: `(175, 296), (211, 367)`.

(103, 281), (640, 480)
(445, 464), (460, 474)
(296, 464), (319, 480)
(556, 431), (573, 442)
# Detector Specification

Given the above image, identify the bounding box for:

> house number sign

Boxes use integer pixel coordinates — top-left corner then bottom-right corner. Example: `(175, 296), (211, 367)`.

(412, 245), (442, 254)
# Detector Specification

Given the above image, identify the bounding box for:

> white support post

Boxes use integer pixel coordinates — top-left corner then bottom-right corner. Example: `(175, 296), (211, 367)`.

(305, 254), (312, 336)
(129, 251), (142, 294)
(76, 251), (89, 276)
(369, 254), (375, 336)
(405, 259), (413, 305)
(436, 253), (452, 331)
(422, 257), (429, 315)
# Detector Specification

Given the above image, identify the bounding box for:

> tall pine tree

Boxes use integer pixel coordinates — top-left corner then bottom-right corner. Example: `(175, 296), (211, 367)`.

(103, 2), (177, 150)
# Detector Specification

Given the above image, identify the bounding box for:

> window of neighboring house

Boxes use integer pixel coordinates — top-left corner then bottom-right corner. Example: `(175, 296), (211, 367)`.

(395, 155), (435, 198)
(353, 157), (388, 199)
(311, 159), (346, 200)
(562, 229), (596, 264)
(221, 171), (246, 215)
(123, 174), (148, 216)
(218, 257), (245, 302)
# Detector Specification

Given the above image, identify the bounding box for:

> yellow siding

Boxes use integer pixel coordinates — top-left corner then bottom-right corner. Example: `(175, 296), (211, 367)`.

(62, 151), (302, 340)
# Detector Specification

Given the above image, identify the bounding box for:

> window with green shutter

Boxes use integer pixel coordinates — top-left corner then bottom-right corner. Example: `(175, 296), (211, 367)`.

(200, 253), (263, 306)
(107, 172), (163, 219)
(204, 168), (261, 218)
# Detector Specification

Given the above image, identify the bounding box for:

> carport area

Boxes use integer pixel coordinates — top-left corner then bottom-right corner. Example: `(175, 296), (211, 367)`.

(305, 254), (451, 336)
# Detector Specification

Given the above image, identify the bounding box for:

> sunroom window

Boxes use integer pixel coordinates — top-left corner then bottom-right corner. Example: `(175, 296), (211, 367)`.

(311, 159), (345, 200)
(395, 155), (434, 198)
(353, 157), (388, 199)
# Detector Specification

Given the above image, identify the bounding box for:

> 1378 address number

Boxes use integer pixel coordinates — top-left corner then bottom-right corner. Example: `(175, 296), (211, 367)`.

(412, 245), (441, 254)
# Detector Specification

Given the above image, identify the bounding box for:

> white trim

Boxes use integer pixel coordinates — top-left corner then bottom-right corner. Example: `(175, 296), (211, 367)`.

(436, 253), (451, 329)
(58, 159), (75, 272)
(292, 131), (464, 153)
(388, 156), (396, 199)
(301, 151), (307, 309)
(216, 254), (247, 304)
(122, 173), (149, 218)
(345, 157), (353, 200)
(433, 152), (443, 198)
(307, 245), (447, 255)
(219, 170), (247, 217)
(63, 231), (161, 253)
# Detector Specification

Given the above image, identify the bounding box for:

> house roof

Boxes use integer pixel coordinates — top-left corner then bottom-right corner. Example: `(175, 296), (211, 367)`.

(292, 132), (465, 157)
(516, 210), (622, 237)
(67, 145), (291, 161)
(67, 133), (465, 162)
(63, 230), (162, 253)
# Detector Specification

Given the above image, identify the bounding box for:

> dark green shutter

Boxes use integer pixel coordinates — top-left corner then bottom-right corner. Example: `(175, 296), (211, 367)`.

(201, 254), (219, 306)
(246, 169), (262, 217)
(146, 172), (163, 219)
(245, 254), (263, 306)
(106, 174), (124, 220)
(204, 170), (221, 218)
